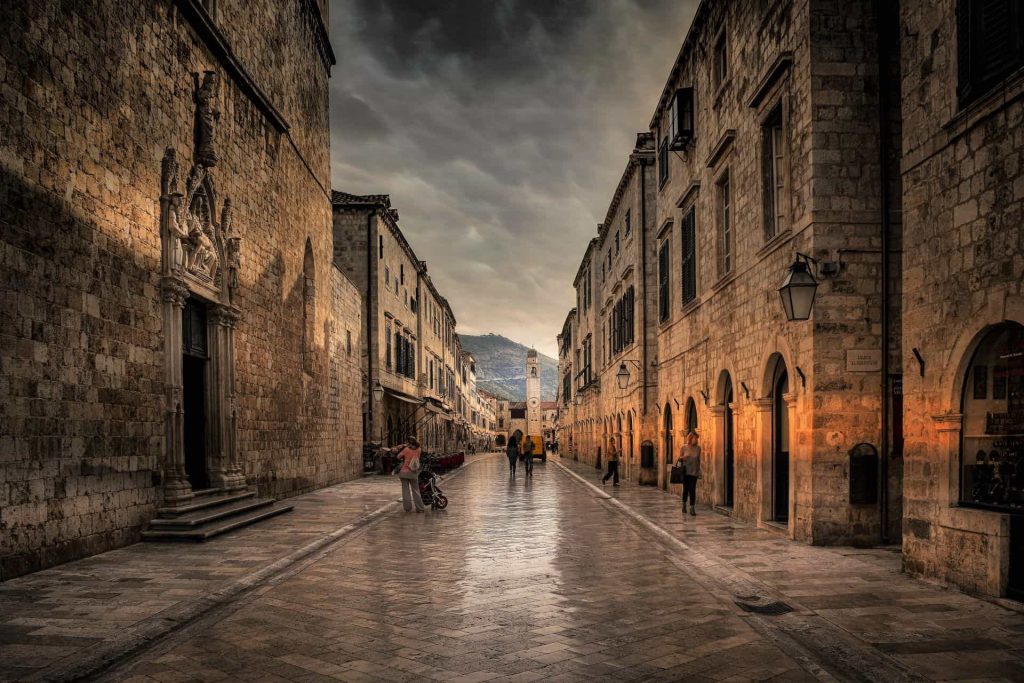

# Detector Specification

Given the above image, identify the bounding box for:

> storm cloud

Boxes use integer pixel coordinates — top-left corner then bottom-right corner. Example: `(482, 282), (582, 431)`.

(329, 1), (697, 356)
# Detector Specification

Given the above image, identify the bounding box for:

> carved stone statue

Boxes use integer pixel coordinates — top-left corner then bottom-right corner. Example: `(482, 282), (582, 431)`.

(194, 71), (220, 168)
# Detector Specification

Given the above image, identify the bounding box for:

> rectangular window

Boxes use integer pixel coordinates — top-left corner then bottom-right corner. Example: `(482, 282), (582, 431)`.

(762, 105), (786, 240)
(717, 172), (732, 276)
(658, 137), (669, 187)
(681, 206), (697, 304)
(713, 33), (728, 90)
(385, 320), (392, 370)
(400, 263), (404, 285)
(346, 330), (352, 356)
(668, 87), (695, 149)
(384, 266), (390, 291)
(624, 209), (631, 236)
(379, 235), (384, 259)
(615, 231), (620, 255)
(957, 0), (1024, 106)
(659, 240), (670, 322)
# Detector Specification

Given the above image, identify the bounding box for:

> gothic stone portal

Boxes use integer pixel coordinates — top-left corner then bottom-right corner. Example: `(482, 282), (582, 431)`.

(158, 71), (245, 507)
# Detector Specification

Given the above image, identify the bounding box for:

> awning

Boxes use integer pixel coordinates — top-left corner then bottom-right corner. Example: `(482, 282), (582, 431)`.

(383, 387), (424, 405)
(423, 401), (454, 421)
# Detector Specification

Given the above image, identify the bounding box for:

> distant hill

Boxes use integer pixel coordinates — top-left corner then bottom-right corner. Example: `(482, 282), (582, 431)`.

(460, 334), (558, 402)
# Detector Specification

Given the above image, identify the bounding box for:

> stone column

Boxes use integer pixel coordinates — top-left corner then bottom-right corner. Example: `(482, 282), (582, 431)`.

(709, 404), (725, 506)
(208, 304), (246, 490)
(783, 391), (797, 539)
(160, 276), (193, 507)
(752, 397), (773, 526)
(932, 412), (963, 507)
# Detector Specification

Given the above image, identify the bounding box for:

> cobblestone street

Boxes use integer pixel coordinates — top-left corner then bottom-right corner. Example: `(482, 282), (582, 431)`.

(1, 453), (1004, 683)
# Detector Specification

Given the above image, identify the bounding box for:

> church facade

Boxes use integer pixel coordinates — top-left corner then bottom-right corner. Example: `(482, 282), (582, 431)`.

(0, 0), (362, 578)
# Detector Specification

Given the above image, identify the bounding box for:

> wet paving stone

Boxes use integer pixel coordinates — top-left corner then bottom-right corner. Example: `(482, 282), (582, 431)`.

(99, 456), (818, 682)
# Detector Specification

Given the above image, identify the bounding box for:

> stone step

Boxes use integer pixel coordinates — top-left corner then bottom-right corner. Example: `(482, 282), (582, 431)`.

(156, 489), (256, 516)
(141, 502), (294, 542)
(148, 497), (276, 530)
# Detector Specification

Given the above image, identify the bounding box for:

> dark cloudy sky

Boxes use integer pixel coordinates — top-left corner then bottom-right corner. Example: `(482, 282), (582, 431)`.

(329, 0), (697, 356)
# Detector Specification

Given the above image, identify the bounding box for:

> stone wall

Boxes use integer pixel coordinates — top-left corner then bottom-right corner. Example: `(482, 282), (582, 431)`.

(0, 0), (361, 579)
(899, 0), (1024, 597)
(559, 0), (901, 546)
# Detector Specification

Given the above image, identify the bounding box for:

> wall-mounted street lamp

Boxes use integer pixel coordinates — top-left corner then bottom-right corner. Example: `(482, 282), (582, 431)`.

(778, 253), (820, 321)
(574, 393), (584, 406)
(372, 380), (385, 403)
(616, 359), (645, 390)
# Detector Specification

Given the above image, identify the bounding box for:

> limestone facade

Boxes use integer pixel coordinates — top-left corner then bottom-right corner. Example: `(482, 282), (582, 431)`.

(1, 0), (363, 578)
(331, 194), (490, 454)
(559, 0), (904, 547)
(898, 0), (1024, 600)
(557, 0), (1024, 601)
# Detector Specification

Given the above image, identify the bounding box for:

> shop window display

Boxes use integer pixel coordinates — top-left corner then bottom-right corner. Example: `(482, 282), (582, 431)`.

(961, 322), (1024, 510)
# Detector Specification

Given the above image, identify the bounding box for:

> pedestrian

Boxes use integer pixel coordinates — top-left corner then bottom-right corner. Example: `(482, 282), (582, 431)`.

(522, 436), (535, 476)
(677, 430), (701, 516)
(506, 436), (520, 476)
(393, 437), (426, 513)
(602, 442), (620, 486)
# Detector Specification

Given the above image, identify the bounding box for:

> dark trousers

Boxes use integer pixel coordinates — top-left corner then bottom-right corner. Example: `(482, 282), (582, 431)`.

(524, 455), (533, 476)
(602, 460), (619, 484)
(507, 455), (517, 475)
(682, 475), (698, 507)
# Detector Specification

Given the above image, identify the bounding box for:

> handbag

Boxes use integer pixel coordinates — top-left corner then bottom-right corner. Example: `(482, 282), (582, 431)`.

(408, 452), (421, 472)
(669, 463), (685, 484)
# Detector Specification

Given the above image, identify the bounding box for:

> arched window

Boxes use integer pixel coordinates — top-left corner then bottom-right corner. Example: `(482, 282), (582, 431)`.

(960, 322), (1024, 510)
(302, 240), (315, 374)
(684, 397), (698, 433)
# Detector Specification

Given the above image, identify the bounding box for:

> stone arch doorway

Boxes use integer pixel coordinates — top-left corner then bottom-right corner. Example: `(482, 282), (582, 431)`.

(714, 371), (735, 509)
(769, 357), (790, 524)
(663, 403), (674, 489)
(958, 321), (1024, 600)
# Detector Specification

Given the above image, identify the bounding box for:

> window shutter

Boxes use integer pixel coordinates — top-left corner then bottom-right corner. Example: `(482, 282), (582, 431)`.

(979, 0), (1017, 80)
(682, 208), (696, 304)
(957, 0), (973, 102)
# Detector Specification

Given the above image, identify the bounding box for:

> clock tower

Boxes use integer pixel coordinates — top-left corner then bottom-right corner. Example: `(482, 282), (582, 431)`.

(526, 348), (542, 441)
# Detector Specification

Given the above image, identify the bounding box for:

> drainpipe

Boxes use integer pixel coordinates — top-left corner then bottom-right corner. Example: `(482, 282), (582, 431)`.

(640, 158), (649, 418)
(366, 209), (376, 443)
(876, 0), (895, 545)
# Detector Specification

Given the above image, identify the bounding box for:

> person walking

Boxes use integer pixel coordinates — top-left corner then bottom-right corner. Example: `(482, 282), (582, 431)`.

(678, 431), (701, 516)
(394, 437), (426, 513)
(522, 436), (535, 477)
(602, 442), (620, 486)
(506, 436), (520, 476)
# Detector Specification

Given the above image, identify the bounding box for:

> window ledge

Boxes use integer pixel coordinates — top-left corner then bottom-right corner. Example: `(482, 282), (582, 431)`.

(709, 271), (737, 295)
(755, 229), (793, 259)
(681, 297), (701, 316)
(944, 66), (1024, 144)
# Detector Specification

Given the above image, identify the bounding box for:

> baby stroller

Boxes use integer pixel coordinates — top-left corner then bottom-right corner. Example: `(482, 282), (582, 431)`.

(418, 456), (449, 510)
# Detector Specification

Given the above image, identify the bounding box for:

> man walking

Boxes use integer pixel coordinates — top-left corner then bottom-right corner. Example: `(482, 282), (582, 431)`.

(522, 436), (535, 477)
(602, 442), (620, 486)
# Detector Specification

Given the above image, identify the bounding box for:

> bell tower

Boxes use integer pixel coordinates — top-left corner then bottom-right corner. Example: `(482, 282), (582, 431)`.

(526, 349), (541, 440)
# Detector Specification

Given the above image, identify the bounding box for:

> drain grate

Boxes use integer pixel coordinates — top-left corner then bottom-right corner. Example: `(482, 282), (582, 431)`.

(734, 600), (794, 616)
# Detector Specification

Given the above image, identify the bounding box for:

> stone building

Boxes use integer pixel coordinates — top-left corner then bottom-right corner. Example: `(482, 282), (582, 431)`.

(1, 0), (363, 578)
(645, 0), (903, 545)
(558, 133), (659, 484)
(557, 0), (1024, 601)
(560, 0), (903, 545)
(331, 193), (488, 453)
(898, 0), (1024, 600)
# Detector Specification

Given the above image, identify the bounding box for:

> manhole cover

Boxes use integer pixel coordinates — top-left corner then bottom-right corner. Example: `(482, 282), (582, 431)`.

(734, 600), (794, 616)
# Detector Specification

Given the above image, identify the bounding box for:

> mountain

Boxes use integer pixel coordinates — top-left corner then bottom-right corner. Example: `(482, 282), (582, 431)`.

(460, 334), (558, 402)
